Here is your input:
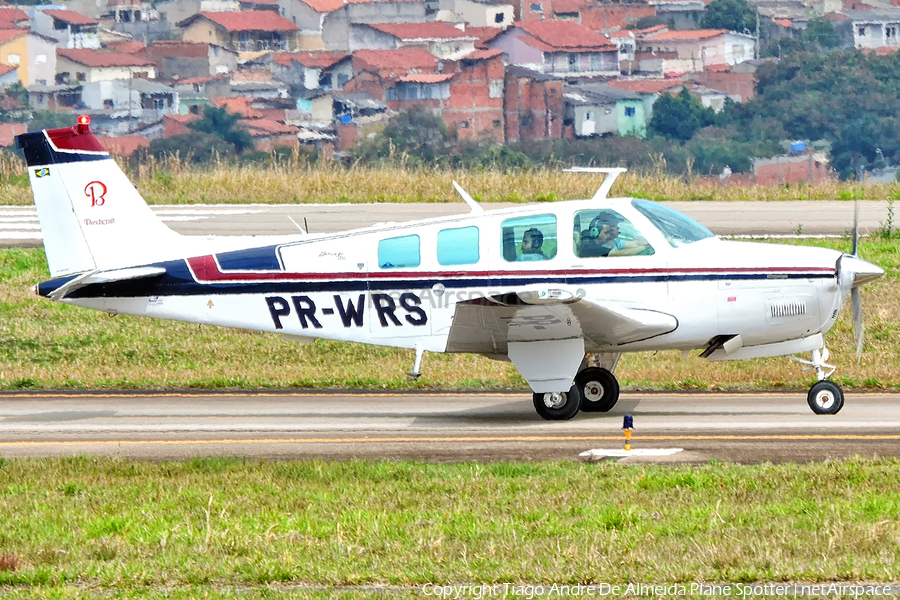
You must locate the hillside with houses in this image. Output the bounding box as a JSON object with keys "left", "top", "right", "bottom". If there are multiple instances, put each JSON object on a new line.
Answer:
{"left": 0, "top": 0, "right": 897, "bottom": 180}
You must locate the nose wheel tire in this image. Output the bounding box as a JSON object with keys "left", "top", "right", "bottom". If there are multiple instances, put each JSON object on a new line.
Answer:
{"left": 576, "top": 367, "right": 620, "bottom": 413}
{"left": 533, "top": 385, "right": 582, "bottom": 421}
{"left": 807, "top": 381, "right": 844, "bottom": 415}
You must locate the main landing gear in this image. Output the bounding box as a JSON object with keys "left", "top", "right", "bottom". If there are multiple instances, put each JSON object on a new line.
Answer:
{"left": 790, "top": 347, "right": 844, "bottom": 415}
{"left": 533, "top": 356, "right": 622, "bottom": 421}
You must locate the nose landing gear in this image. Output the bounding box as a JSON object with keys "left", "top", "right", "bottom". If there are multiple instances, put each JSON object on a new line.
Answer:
{"left": 790, "top": 347, "right": 844, "bottom": 415}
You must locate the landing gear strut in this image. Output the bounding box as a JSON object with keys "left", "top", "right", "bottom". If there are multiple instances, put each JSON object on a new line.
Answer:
{"left": 790, "top": 347, "right": 844, "bottom": 415}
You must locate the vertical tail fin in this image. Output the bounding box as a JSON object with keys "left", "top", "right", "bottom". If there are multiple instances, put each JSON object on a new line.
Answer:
{"left": 16, "top": 118, "right": 187, "bottom": 278}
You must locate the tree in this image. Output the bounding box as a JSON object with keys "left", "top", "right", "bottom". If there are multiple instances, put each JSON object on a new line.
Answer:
{"left": 648, "top": 87, "right": 717, "bottom": 142}
{"left": 801, "top": 17, "right": 840, "bottom": 50}
{"left": 701, "top": 0, "right": 756, "bottom": 34}
{"left": 380, "top": 106, "right": 449, "bottom": 163}
{"left": 27, "top": 111, "right": 74, "bottom": 132}
{"left": 188, "top": 105, "right": 254, "bottom": 154}
{"left": 148, "top": 132, "right": 238, "bottom": 163}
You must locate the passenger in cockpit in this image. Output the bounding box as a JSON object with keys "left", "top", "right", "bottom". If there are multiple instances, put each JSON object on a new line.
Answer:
{"left": 519, "top": 228, "right": 546, "bottom": 261}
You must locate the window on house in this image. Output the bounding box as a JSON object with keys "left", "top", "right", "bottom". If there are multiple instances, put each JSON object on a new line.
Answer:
{"left": 457, "top": 121, "right": 469, "bottom": 128}
{"left": 437, "top": 226, "right": 479, "bottom": 266}
{"left": 386, "top": 87, "right": 398, "bottom": 100}
{"left": 494, "top": 11, "right": 505, "bottom": 23}
{"left": 53, "top": 18, "right": 66, "bottom": 30}
{"left": 378, "top": 235, "right": 420, "bottom": 269}
{"left": 888, "top": 27, "right": 896, "bottom": 37}
{"left": 625, "top": 106, "right": 636, "bottom": 117}
{"left": 103, "top": 99, "right": 114, "bottom": 109}
{"left": 76, "top": 72, "right": 86, "bottom": 82}
{"left": 522, "top": 115, "right": 533, "bottom": 127}
{"left": 6, "top": 54, "right": 18, "bottom": 65}
{"left": 732, "top": 45, "right": 744, "bottom": 58}
{"left": 568, "top": 53, "right": 578, "bottom": 72}
{"left": 859, "top": 26, "right": 866, "bottom": 36}
{"left": 501, "top": 214, "right": 557, "bottom": 262}
{"left": 35, "top": 54, "right": 46, "bottom": 64}
{"left": 590, "top": 53, "right": 604, "bottom": 71}
{"left": 585, "top": 111, "right": 594, "bottom": 121}
{"left": 530, "top": 2, "right": 542, "bottom": 11}
{"left": 489, "top": 80, "right": 502, "bottom": 98}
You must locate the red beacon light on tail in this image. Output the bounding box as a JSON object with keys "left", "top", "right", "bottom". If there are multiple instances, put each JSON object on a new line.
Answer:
{"left": 76, "top": 115, "right": 90, "bottom": 133}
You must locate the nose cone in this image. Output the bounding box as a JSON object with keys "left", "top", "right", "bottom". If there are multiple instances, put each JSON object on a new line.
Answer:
{"left": 839, "top": 254, "right": 885, "bottom": 289}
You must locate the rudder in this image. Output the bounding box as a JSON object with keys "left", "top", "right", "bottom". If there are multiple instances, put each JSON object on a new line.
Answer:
{"left": 16, "top": 118, "right": 186, "bottom": 278}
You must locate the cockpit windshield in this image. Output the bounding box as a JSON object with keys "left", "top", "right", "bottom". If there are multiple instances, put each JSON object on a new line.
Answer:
{"left": 631, "top": 199, "right": 715, "bottom": 247}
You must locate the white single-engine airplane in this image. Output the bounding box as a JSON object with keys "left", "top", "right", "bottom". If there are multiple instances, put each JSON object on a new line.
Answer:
{"left": 17, "top": 118, "right": 885, "bottom": 419}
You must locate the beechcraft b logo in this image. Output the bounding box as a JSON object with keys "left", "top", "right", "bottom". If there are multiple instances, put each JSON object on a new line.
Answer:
{"left": 34, "top": 168, "right": 49, "bottom": 178}
{"left": 85, "top": 181, "right": 107, "bottom": 207}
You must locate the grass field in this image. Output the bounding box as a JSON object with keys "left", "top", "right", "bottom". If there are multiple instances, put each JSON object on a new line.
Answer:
{"left": 0, "top": 457, "right": 899, "bottom": 597}
{"left": 0, "top": 158, "right": 899, "bottom": 205}
{"left": 0, "top": 237, "right": 896, "bottom": 392}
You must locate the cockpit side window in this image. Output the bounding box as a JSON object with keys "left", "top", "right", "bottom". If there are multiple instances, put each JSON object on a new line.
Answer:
{"left": 631, "top": 199, "right": 714, "bottom": 247}
{"left": 573, "top": 209, "right": 654, "bottom": 258}
{"left": 378, "top": 234, "right": 420, "bottom": 269}
{"left": 501, "top": 214, "right": 557, "bottom": 262}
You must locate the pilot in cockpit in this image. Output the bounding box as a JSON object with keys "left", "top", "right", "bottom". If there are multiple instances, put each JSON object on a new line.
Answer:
{"left": 579, "top": 213, "right": 651, "bottom": 257}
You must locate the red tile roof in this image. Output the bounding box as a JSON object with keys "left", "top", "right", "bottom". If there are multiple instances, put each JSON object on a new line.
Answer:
{"left": 0, "top": 121, "right": 24, "bottom": 147}
{"left": 461, "top": 48, "right": 503, "bottom": 61}
{"left": 867, "top": 46, "right": 900, "bottom": 55}
{"left": 0, "top": 7, "right": 29, "bottom": 27}
{"left": 705, "top": 63, "right": 731, "bottom": 72}
{"left": 98, "top": 134, "right": 150, "bottom": 156}
{"left": 0, "top": 63, "right": 14, "bottom": 76}
{"left": 609, "top": 30, "right": 635, "bottom": 38}
{"left": 0, "top": 28, "right": 26, "bottom": 44}
{"left": 184, "top": 11, "right": 299, "bottom": 32}
{"left": 366, "top": 22, "right": 475, "bottom": 40}
{"left": 644, "top": 28, "right": 727, "bottom": 40}
{"left": 398, "top": 72, "right": 452, "bottom": 82}
{"left": 299, "top": 0, "right": 421, "bottom": 11}
{"left": 273, "top": 51, "right": 347, "bottom": 68}
{"left": 104, "top": 40, "right": 146, "bottom": 54}
{"left": 178, "top": 74, "right": 228, "bottom": 85}
{"left": 212, "top": 96, "right": 264, "bottom": 118}
{"left": 634, "top": 24, "right": 668, "bottom": 35}
{"left": 58, "top": 48, "right": 157, "bottom": 68}
{"left": 607, "top": 78, "right": 682, "bottom": 94}
{"left": 774, "top": 18, "right": 792, "bottom": 27}
{"left": 139, "top": 41, "right": 212, "bottom": 58}
{"left": 41, "top": 9, "right": 99, "bottom": 25}
{"left": 353, "top": 48, "right": 438, "bottom": 70}
{"left": 516, "top": 20, "right": 616, "bottom": 51}
{"left": 464, "top": 26, "right": 504, "bottom": 48}
{"left": 240, "top": 117, "right": 299, "bottom": 136}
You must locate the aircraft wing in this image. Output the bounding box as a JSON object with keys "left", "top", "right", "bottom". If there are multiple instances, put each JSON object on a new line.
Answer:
{"left": 47, "top": 266, "right": 167, "bottom": 300}
{"left": 445, "top": 295, "right": 678, "bottom": 355}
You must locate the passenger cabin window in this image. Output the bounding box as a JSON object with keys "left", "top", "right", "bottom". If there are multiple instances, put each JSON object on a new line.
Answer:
{"left": 437, "top": 226, "right": 479, "bottom": 266}
{"left": 573, "top": 209, "right": 654, "bottom": 258}
{"left": 378, "top": 234, "right": 420, "bottom": 268}
{"left": 502, "top": 214, "right": 557, "bottom": 262}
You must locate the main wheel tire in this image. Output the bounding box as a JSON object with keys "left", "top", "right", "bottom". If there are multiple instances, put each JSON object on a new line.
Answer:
{"left": 807, "top": 380, "right": 844, "bottom": 415}
{"left": 576, "top": 367, "right": 620, "bottom": 413}
{"left": 533, "top": 385, "right": 582, "bottom": 421}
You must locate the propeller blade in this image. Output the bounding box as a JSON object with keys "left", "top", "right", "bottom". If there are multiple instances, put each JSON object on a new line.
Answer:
{"left": 852, "top": 198, "right": 860, "bottom": 256}
{"left": 852, "top": 286, "right": 864, "bottom": 364}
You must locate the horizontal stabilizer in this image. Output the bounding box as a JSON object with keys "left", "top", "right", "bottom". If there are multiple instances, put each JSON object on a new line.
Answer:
{"left": 48, "top": 265, "right": 166, "bottom": 300}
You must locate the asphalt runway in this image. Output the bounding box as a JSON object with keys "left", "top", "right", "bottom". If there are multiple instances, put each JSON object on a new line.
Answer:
{"left": 0, "top": 200, "right": 890, "bottom": 246}
{"left": 1, "top": 391, "right": 898, "bottom": 463}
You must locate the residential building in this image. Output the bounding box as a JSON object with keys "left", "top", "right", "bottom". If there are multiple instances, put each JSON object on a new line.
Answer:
{"left": 564, "top": 82, "right": 646, "bottom": 137}
{"left": 270, "top": 51, "right": 351, "bottom": 89}
{"left": 647, "top": 0, "right": 709, "bottom": 30}
{"left": 440, "top": 0, "right": 513, "bottom": 28}
{"left": 349, "top": 22, "right": 477, "bottom": 59}
{"left": 0, "top": 63, "right": 18, "bottom": 88}
{"left": 156, "top": 0, "right": 240, "bottom": 25}
{"left": 56, "top": 48, "right": 157, "bottom": 84}
{"left": 504, "top": 65, "right": 563, "bottom": 142}
{"left": 97, "top": 133, "right": 151, "bottom": 156}
{"left": 277, "top": 0, "right": 428, "bottom": 51}
{"left": 137, "top": 40, "right": 238, "bottom": 79}
{"left": 0, "top": 29, "right": 57, "bottom": 86}
{"left": 179, "top": 10, "right": 301, "bottom": 52}
{"left": 81, "top": 78, "right": 178, "bottom": 113}
{"left": 846, "top": 9, "right": 900, "bottom": 49}
{"left": 32, "top": 8, "right": 101, "bottom": 49}
{"left": 488, "top": 20, "right": 620, "bottom": 78}
{"left": 753, "top": 152, "right": 830, "bottom": 185}
{"left": 0, "top": 7, "right": 31, "bottom": 29}
{"left": 28, "top": 84, "right": 82, "bottom": 110}
{"left": 609, "top": 30, "right": 636, "bottom": 74}
{"left": 606, "top": 77, "right": 681, "bottom": 120}
{"left": 636, "top": 29, "right": 756, "bottom": 74}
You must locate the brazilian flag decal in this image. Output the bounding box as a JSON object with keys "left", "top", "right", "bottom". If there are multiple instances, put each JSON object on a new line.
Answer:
{"left": 34, "top": 168, "right": 50, "bottom": 178}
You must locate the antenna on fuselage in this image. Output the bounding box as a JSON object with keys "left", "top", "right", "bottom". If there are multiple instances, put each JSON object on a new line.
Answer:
{"left": 565, "top": 167, "right": 627, "bottom": 201}
{"left": 452, "top": 181, "right": 484, "bottom": 214}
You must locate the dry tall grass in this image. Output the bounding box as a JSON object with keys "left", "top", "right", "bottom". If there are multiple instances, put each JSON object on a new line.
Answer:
{"left": 0, "top": 154, "right": 898, "bottom": 205}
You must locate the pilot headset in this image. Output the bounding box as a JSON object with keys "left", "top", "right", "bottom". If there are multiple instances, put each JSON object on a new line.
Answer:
{"left": 589, "top": 214, "right": 618, "bottom": 238}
